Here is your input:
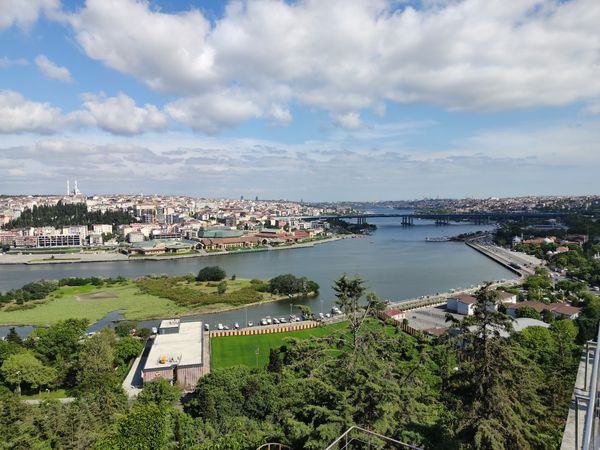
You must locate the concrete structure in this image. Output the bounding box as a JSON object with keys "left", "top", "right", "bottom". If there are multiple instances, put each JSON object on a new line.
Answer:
{"left": 382, "top": 309, "right": 406, "bottom": 321}
{"left": 142, "top": 319, "right": 207, "bottom": 390}
{"left": 37, "top": 234, "right": 82, "bottom": 248}
{"left": 447, "top": 294, "right": 478, "bottom": 315}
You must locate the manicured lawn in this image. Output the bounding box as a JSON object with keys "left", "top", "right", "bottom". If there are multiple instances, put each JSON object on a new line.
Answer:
{"left": 211, "top": 322, "right": 348, "bottom": 369}
{"left": 0, "top": 283, "right": 185, "bottom": 326}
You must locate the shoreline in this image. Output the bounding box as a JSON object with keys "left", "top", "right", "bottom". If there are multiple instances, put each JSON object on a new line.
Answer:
{"left": 0, "top": 235, "right": 348, "bottom": 266}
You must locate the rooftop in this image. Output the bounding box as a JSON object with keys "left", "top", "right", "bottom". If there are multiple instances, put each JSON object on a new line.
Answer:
{"left": 144, "top": 320, "right": 203, "bottom": 371}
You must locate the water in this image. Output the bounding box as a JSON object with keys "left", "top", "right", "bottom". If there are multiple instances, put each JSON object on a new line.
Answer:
{"left": 0, "top": 212, "right": 515, "bottom": 336}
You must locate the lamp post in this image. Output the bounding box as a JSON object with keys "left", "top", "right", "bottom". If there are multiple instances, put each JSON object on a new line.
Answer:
{"left": 255, "top": 346, "right": 260, "bottom": 368}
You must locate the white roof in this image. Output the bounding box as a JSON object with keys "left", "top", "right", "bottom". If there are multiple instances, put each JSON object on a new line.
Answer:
{"left": 513, "top": 317, "right": 550, "bottom": 332}
{"left": 144, "top": 321, "right": 203, "bottom": 370}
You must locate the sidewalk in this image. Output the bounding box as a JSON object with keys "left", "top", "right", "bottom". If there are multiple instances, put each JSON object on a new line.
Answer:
{"left": 561, "top": 348, "right": 595, "bottom": 450}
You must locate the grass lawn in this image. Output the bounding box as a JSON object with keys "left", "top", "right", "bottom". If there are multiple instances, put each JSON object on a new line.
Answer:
{"left": 20, "top": 388, "right": 70, "bottom": 400}
{"left": 0, "top": 283, "right": 186, "bottom": 326}
{"left": 211, "top": 322, "right": 348, "bottom": 369}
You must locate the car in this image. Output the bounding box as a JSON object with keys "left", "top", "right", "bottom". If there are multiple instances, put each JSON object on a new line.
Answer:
{"left": 325, "top": 313, "right": 331, "bottom": 318}
{"left": 280, "top": 317, "right": 287, "bottom": 323}
{"left": 234, "top": 322, "right": 240, "bottom": 329}
{"left": 273, "top": 318, "right": 280, "bottom": 324}
{"left": 217, "top": 323, "right": 224, "bottom": 330}
{"left": 224, "top": 325, "right": 230, "bottom": 330}
{"left": 260, "top": 319, "right": 268, "bottom": 326}
{"left": 247, "top": 321, "right": 254, "bottom": 327}
{"left": 204, "top": 324, "right": 210, "bottom": 331}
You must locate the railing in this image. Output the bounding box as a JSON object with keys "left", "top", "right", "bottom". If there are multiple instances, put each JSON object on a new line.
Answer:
{"left": 582, "top": 323, "right": 600, "bottom": 449}
{"left": 324, "top": 426, "right": 423, "bottom": 450}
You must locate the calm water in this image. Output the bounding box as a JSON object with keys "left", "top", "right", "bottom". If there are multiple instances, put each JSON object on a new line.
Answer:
{"left": 0, "top": 212, "right": 515, "bottom": 336}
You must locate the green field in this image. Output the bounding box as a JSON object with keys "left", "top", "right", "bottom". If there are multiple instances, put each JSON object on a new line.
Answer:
{"left": 0, "top": 283, "right": 185, "bottom": 326}
{"left": 211, "top": 322, "right": 348, "bottom": 369}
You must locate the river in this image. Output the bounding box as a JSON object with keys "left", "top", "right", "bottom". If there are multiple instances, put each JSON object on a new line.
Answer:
{"left": 0, "top": 211, "right": 516, "bottom": 336}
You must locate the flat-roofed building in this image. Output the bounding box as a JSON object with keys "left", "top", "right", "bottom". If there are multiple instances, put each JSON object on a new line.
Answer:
{"left": 142, "top": 320, "right": 207, "bottom": 390}
{"left": 37, "top": 234, "right": 82, "bottom": 248}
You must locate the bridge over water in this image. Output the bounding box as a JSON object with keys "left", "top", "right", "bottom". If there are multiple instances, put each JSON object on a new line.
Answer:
{"left": 299, "top": 211, "right": 567, "bottom": 225}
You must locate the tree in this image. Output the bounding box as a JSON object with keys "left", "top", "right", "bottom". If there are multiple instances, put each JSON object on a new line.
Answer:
{"left": 5, "top": 327, "right": 22, "bottom": 345}
{"left": 445, "top": 284, "right": 544, "bottom": 449}
{"left": 138, "top": 379, "right": 182, "bottom": 407}
{"left": 515, "top": 306, "right": 542, "bottom": 320}
{"left": 115, "top": 321, "right": 137, "bottom": 338}
{"left": 196, "top": 266, "right": 226, "bottom": 282}
{"left": 95, "top": 402, "right": 171, "bottom": 450}
{"left": 76, "top": 328, "right": 118, "bottom": 393}
{"left": 217, "top": 280, "right": 228, "bottom": 295}
{"left": 333, "top": 274, "right": 369, "bottom": 353}
{"left": 33, "top": 318, "right": 89, "bottom": 364}
{"left": 1, "top": 351, "right": 57, "bottom": 395}
{"left": 114, "top": 336, "right": 144, "bottom": 367}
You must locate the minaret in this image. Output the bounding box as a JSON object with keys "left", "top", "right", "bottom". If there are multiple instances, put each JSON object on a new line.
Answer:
{"left": 67, "top": 180, "right": 70, "bottom": 196}
{"left": 74, "top": 180, "right": 79, "bottom": 196}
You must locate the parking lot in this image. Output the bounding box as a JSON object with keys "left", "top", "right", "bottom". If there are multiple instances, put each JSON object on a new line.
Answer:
{"left": 406, "top": 305, "right": 462, "bottom": 331}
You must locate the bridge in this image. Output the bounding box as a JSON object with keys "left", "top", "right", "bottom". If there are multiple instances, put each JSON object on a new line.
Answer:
{"left": 298, "top": 211, "right": 567, "bottom": 226}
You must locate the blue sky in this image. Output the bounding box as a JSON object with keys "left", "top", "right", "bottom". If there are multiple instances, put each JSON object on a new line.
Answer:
{"left": 1, "top": 0, "right": 599, "bottom": 200}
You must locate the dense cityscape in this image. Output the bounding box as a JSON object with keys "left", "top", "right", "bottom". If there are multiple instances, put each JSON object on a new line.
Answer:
{"left": 2, "top": 0, "right": 600, "bottom": 449}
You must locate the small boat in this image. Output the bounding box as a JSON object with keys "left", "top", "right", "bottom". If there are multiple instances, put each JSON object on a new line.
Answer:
{"left": 425, "top": 236, "right": 451, "bottom": 242}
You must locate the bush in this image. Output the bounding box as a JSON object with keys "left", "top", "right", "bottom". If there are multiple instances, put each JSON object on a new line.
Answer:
{"left": 196, "top": 266, "right": 227, "bottom": 282}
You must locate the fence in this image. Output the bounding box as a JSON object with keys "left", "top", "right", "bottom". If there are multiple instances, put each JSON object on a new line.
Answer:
{"left": 324, "top": 426, "right": 423, "bottom": 450}
{"left": 377, "top": 311, "right": 421, "bottom": 336}
{"left": 210, "top": 321, "right": 317, "bottom": 338}
{"left": 581, "top": 323, "right": 600, "bottom": 449}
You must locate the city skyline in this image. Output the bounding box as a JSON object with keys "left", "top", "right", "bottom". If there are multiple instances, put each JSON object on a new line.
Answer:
{"left": 1, "top": 0, "right": 600, "bottom": 200}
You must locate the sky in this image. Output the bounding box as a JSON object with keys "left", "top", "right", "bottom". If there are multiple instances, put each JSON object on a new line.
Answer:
{"left": 0, "top": 0, "right": 599, "bottom": 201}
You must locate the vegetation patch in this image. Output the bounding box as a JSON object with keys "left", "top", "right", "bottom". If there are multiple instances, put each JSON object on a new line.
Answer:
{"left": 211, "top": 322, "right": 348, "bottom": 369}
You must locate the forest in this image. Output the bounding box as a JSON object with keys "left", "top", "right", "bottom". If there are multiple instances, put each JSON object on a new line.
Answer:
{"left": 3, "top": 201, "right": 136, "bottom": 230}
{"left": 0, "top": 278, "right": 583, "bottom": 449}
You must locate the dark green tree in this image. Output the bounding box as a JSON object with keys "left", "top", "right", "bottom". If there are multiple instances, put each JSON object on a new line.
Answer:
{"left": 196, "top": 266, "right": 227, "bottom": 282}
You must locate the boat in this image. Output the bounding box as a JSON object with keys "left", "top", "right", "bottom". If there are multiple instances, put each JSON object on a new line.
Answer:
{"left": 425, "top": 236, "right": 451, "bottom": 242}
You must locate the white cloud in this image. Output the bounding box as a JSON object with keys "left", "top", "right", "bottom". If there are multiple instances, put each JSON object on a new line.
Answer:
{"left": 66, "top": 0, "right": 600, "bottom": 132}
{"left": 3, "top": 117, "right": 599, "bottom": 198}
{"left": 80, "top": 92, "right": 168, "bottom": 135}
{"left": 0, "top": 90, "right": 66, "bottom": 133}
{"left": 583, "top": 101, "right": 600, "bottom": 115}
{"left": 0, "top": 56, "right": 29, "bottom": 68}
{"left": 332, "top": 112, "right": 363, "bottom": 130}
{"left": 0, "top": 90, "right": 168, "bottom": 135}
{"left": 0, "top": 0, "right": 58, "bottom": 29}
{"left": 34, "top": 54, "right": 73, "bottom": 82}
{"left": 165, "top": 89, "right": 261, "bottom": 134}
